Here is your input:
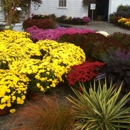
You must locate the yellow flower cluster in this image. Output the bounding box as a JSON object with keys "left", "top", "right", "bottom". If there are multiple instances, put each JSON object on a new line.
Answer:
{"left": 0, "top": 30, "right": 30, "bottom": 43}
{"left": 37, "top": 39, "right": 59, "bottom": 54}
{"left": 9, "top": 40, "right": 86, "bottom": 92}
{"left": 124, "top": 19, "right": 130, "bottom": 27}
{"left": 0, "top": 30, "right": 41, "bottom": 68}
{"left": 0, "top": 69, "right": 29, "bottom": 110}
{"left": 118, "top": 17, "right": 130, "bottom": 27}
{"left": 118, "top": 17, "right": 127, "bottom": 23}
{"left": 0, "top": 30, "right": 86, "bottom": 106}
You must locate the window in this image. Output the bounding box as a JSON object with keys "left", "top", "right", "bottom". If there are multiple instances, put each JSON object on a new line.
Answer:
{"left": 59, "top": 0, "right": 67, "bottom": 7}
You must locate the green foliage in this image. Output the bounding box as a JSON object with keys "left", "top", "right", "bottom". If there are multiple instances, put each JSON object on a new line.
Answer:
{"left": 109, "top": 14, "right": 118, "bottom": 23}
{"left": 117, "top": 4, "right": 130, "bottom": 12}
{"left": 67, "top": 81, "right": 130, "bottom": 130}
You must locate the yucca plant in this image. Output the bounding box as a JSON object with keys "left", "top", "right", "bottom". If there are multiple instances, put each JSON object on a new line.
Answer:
{"left": 67, "top": 80, "right": 130, "bottom": 130}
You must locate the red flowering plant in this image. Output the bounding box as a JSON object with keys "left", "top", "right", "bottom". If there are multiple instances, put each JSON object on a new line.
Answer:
{"left": 66, "top": 61, "right": 105, "bottom": 92}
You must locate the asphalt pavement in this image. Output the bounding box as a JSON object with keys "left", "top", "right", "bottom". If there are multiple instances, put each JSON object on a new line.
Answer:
{"left": 60, "top": 21, "right": 130, "bottom": 35}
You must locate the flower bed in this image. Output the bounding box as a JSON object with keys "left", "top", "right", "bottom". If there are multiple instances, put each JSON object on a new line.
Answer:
{"left": 26, "top": 26, "right": 95, "bottom": 42}
{"left": 109, "top": 4, "right": 130, "bottom": 30}
{"left": 0, "top": 30, "right": 86, "bottom": 112}
{"left": 31, "top": 14, "right": 91, "bottom": 25}
{"left": 56, "top": 15, "right": 91, "bottom": 25}
{"left": 1, "top": 28, "right": 130, "bottom": 114}
{"left": 58, "top": 32, "right": 127, "bottom": 61}
{"left": 118, "top": 17, "right": 130, "bottom": 29}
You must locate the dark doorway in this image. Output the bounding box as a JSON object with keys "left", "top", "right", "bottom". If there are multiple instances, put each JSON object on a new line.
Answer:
{"left": 88, "top": 0, "right": 109, "bottom": 21}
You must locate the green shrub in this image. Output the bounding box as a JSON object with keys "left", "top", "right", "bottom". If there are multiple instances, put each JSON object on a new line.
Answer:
{"left": 117, "top": 4, "right": 130, "bottom": 12}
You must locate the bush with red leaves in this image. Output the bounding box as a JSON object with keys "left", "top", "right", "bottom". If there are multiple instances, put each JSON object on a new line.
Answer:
{"left": 23, "top": 18, "right": 56, "bottom": 30}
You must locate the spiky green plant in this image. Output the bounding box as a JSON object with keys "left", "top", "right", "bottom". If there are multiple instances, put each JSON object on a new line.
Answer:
{"left": 67, "top": 81, "right": 130, "bottom": 130}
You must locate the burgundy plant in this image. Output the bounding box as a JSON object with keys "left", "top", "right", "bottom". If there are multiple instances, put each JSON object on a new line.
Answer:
{"left": 23, "top": 18, "right": 56, "bottom": 30}
{"left": 108, "top": 32, "right": 130, "bottom": 50}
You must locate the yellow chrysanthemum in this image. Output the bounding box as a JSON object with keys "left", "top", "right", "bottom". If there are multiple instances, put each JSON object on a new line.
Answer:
{"left": 10, "top": 109, "right": 16, "bottom": 113}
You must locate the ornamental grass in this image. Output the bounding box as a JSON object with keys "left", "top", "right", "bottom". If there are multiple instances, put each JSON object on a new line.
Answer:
{"left": 5, "top": 97, "right": 75, "bottom": 130}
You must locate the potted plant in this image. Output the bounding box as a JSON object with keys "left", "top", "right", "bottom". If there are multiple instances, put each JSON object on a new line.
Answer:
{"left": 0, "top": 69, "right": 29, "bottom": 114}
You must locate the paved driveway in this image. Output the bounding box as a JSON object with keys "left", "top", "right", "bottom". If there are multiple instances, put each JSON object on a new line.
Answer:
{"left": 62, "top": 21, "right": 130, "bottom": 35}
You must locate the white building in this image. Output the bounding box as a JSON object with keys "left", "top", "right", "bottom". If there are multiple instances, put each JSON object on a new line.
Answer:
{"left": 0, "top": 0, "right": 130, "bottom": 23}
{"left": 31, "top": 0, "right": 130, "bottom": 21}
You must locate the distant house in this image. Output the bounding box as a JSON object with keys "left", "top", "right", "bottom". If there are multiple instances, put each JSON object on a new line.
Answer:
{"left": 0, "top": 0, "right": 130, "bottom": 23}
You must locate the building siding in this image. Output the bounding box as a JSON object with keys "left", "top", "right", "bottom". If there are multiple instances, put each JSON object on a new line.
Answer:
{"left": 31, "top": 0, "right": 88, "bottom": 18}
{"left": 0, "top": 11, "right": 4, "bottom": 22}
{"left": 109, "top": 0, "right": 130, "bottom": 14}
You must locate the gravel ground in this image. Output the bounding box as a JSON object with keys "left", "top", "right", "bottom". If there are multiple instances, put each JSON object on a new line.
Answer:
{"left": 0, "top": 114, "right": 11, "bottom": 130}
